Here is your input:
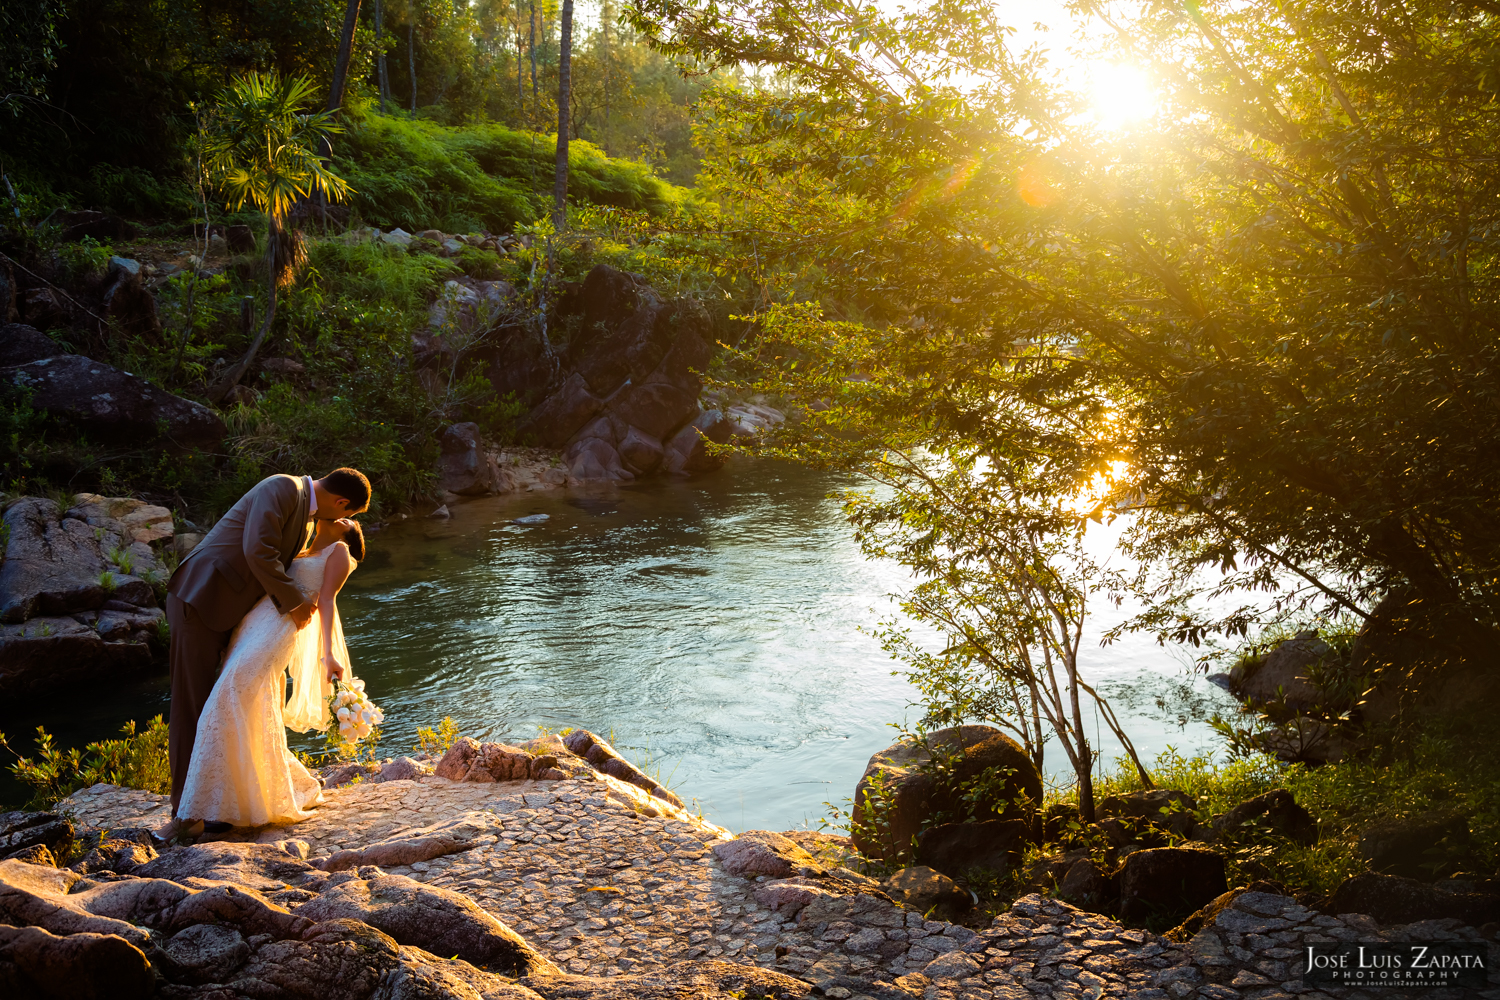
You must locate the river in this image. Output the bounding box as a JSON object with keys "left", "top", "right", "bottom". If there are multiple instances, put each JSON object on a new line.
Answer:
{"left": 0, "top": 459, "right": 1237, "bottom": 828}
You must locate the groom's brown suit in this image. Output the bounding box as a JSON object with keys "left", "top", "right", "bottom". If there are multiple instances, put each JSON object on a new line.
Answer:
{"left": 166, "top": 474, "right": 313, "bottom": 811}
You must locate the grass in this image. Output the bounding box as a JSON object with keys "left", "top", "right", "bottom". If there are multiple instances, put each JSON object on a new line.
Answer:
{"left": 333, "top": 107, "right": 696, "bottom": 235}
{"left": 1079, "top": 721, "right": 1500, "bottom": 897}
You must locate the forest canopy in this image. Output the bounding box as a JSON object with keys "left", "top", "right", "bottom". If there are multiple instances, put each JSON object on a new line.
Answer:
{"left": 622, "top": 0, "right": 1500, "bottom": 710}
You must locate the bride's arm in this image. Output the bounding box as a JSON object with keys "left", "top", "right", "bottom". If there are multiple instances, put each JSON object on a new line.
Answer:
{"left": 319, "top": 542, "right": 355, "bottom": 682}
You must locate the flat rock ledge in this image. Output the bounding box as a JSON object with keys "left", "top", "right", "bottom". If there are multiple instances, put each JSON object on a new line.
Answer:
{"left": 49, "top": 770, "right": 1500, "bottom": 1000}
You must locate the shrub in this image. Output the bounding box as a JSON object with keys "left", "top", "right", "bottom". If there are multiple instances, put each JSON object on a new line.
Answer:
{"left": 0, "top": 717, "right": 170, "bottom": 810}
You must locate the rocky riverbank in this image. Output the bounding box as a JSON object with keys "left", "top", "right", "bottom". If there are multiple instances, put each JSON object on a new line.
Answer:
{"left": 1, "top": 727, "right": 1496, "bottom": 999}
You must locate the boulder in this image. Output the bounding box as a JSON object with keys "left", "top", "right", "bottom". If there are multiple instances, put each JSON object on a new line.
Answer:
{"left": 294, "top": 871, "right": 558, "bottom": 976}
{"left": 0, "top": 923, "right": 154, "bottom": 1000}
{"left": 1326, "top": 871, "right": 1500, "bottom": 925}
{"left": 1357, "top": 811, "right": 1469, "bottom": 880}
{"left": 1118, "top": 847, "right": 1227, "bottom": 924}
{"left": 162, "top": 922, "right": 251, "bottom": 985}
{"left": 70, "top": 836, "right": 157, "bottom": 876}
{"left": 0, "top": 812, "right": 74, "bottom": 860}
{"left": 851, "top": 725, "right": 1041, "bottom": 862}
{"left": 260, "top": 357, "right": 305, "bottom": 376}
{"left": 1211, "top": 788, "right": 1317, "bottom": 846}
{"left": 752, "top": 876, "right": 841, "bottom": 917}
{"left": 1, "top": 499, "right": 118, "bottom": 622}
{"left": 561, "top": 729, "right": 685, "bottom": 809}
{"left": 1058, "top": 857, "right": 1109, "bottom": 905}
{"left": 662, "top": 411, "right": 730, "bottom": 475}
{"left": 606, "top": 382, "right": 699, "bottom": 440}
{"left": 317, "top": 813, "right": 501, "bottom": 873}
{"left": 880, "top": 866, "right": 972, "bottom": 914}
{"left": 0, "top": 615, "right": 157, "bottom": 699}
{"left": 915, "top": 818, "right": 1030, "bottom": 877}
{"left": 434, "top": 737, "right": 482, "bottom": 780}
{"left": 523, "top": 372, "right": 606, "bottom": 447}
{"left": 712, "top": 830, "right": 825, "bottom": 879}
{"left": 378, "top": 756, "right": 432, "bottom": 782}
{"left": 48, "top": 209, "right": 135, "bottom": 244}
{"left": 561, "top": 267, "right": 669, "bottom": 396}
{"left": 132, "top": 841, "right": 315, "bottom": 894}
{"left": 617, "top": 425, "right": 665, "bottom": 475}
{"left": 0, "top": 323, "right": 63, "bottom": 367}
{"left": 6, "top": 354, "right": 225, "bottom": 450}
{"left": 225, "top": 224, "right": 255, "bottom": 254}
{"left": 101, "top": 258, "right": 161, "bottom": 340}
{"left": 1231, "top": 631, "right": 1335, "bottom": 710}
{"left": 20, "top": 285, "right": 68, "bottom": 330}
{"left": 468, "top": 742, "right": 536, "bottom": 782}
{"left": 439, "top": 421, "right": 499, "bottom": 496}
{"left": 565, "top": 435, "right": 631, "bottom": 482}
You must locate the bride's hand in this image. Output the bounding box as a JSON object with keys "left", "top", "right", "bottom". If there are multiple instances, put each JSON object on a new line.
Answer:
{"left": 323, "top": 654, "right": 345, "bottom": 683}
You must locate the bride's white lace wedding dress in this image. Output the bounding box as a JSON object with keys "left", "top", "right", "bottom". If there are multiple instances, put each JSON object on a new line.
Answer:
{"left": 178, "top": 545, "right": 352, "bottom": 826}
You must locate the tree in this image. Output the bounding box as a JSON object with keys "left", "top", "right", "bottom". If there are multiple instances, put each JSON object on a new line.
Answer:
{"left": 202, "top": 71, "right": 351, "bottom": 403}
{"left": 633, "top": 0, "right": 1500, "bottom": 710}
{"left": 553, "top": 0, "right": 573, "bottom": 229}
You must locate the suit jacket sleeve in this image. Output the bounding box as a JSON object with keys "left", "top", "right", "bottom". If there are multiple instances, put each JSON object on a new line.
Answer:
{"left": 244, "top": 477, "right": 305, "bottom": 613}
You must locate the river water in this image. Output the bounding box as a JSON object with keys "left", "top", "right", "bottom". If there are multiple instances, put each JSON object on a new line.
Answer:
{"left": 0, "top": 459, "right": 1236, "bottom": 828}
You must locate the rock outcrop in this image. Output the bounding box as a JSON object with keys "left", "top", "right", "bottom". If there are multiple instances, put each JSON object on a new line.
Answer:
{"left": 3, "top": 336, "right": 225, "bottom": 451}
{"left": 0, "top": 494, "right": 173, "bottom": 697}
{"left": 515, "top": 266, "right": 725, "bottom": 484}
{"left": 851, "top": 725, "right": 1042, "bottom": 863}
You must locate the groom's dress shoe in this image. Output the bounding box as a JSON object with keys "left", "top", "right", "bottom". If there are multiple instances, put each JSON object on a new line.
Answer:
{"left": 203, "top": 821, "right": 233, "bottom": 834}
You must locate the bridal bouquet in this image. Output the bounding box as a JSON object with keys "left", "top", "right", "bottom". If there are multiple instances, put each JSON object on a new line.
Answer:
{"left": 327, "top": 679, "right": 385, "bottom": 757}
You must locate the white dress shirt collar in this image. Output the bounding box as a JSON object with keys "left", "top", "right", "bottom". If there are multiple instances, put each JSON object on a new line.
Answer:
{"left": 305, "top": 476, "right": 319, "bottom": 518}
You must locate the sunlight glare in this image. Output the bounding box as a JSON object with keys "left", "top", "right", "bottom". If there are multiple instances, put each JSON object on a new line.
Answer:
{"left": 1088, "top": 63, "right": 1157, "bottom": 131}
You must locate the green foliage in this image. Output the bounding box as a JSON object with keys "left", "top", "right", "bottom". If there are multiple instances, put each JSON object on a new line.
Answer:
{"left": 333, "top": 110, "right": 691, "bottom": 234}
{"left": 1087, "top": 730, "right": 1500, "bottom": 895}
{"left": 642, "top": 0, "right": 1500, "bottom": 705}
{"left": 203, "top": 72, "right": 351, "bottom": 223}
{"left": 57, "top": 237, "right": 114, "bottom": 281}
{"left": 0, "top": 0, "right": 62, "bottom": 115}
{"left": 414, "top": 717, "right": 461, "bottom": 755}
{"left": 0, "top": 717, "right": 170, "bottom": 810}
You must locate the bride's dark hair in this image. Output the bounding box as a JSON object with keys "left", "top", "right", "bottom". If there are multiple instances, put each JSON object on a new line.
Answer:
{"left": 341, "top": 521, "right": 366, "bottom": 562}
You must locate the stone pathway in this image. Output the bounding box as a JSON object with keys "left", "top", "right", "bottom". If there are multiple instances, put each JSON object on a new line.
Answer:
{"left": 57, "top": 774, "right": 1500, "bottom": 1000}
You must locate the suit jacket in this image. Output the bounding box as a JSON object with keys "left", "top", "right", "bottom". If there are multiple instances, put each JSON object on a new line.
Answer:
{"left": 169, "top": 474, "right": 311, "bottom": 633}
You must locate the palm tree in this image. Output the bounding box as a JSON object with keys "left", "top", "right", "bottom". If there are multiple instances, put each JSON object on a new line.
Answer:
{"left": 203, "top": 71, "right": 352, "bottom": 403}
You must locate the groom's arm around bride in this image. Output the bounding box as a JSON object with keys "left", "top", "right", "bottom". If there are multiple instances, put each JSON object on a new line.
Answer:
{"left": 162, "top": 469, "right": 370, "bottom": 822}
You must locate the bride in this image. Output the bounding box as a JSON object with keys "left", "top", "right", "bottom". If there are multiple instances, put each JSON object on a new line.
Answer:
{"left": 175, "top": 516, "right": 365, "bottom": 830}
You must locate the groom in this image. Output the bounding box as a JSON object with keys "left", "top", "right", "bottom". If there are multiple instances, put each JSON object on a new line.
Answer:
{"left": 161, "top": 468, "right": 371, "bottom": 840}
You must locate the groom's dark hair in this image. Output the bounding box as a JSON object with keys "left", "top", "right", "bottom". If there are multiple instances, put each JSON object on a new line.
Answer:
{"left": 322, "top": 467, "right": 371, "bottom": 513}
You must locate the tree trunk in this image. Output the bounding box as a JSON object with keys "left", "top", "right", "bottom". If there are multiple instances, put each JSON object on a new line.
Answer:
{"left": 409, "top": 22, "right": 418, "bottom": 112}
{"left": 516, "top": 9, "right": 524, "bottom": 114}
{"left": 375, "top": 0, "right": 388, "bottom": 113}
{"left": 208, "top": 218, "right": 280, "bottom": 404}
{"left": 327, "top": 0, "right": 363, "bottom": 117}
{"left": 528, "top": 2, "right": 537, "bottom": 106}
{"left": 554, "top": 0, "right": 573, "bottom": 230}
{"left": 1066, "top": 656, "right": 1096, "bottom": 823}
{"left": 601, "top": 1, "right": 610, "bottom": 155}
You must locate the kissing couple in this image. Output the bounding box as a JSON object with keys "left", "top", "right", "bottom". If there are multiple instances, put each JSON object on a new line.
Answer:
{"left": 158, "top": 468, "right": 373, "bottom": 842}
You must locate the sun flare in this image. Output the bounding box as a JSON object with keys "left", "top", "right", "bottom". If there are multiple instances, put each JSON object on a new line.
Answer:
{"left": 1087, "top": 62, "right": 1157, "bottom": 131}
